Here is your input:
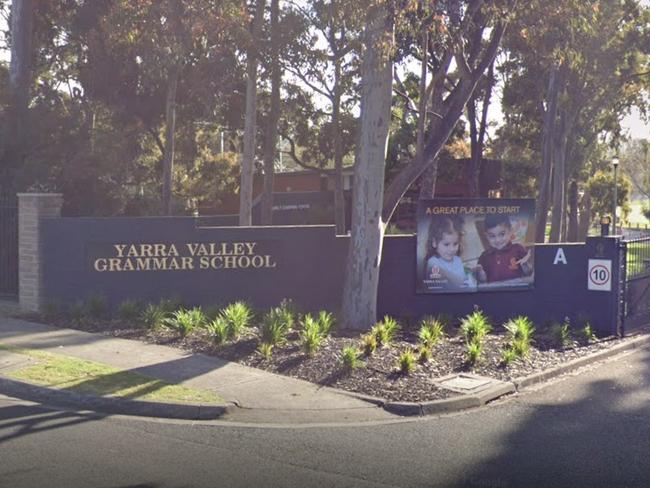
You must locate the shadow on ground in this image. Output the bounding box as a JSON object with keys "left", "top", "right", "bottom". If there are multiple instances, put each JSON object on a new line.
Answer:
{"left": 450, "top": 346, "right": 650, "bottom": 487}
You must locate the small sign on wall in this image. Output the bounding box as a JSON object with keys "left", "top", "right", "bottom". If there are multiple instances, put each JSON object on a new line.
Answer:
{"left": 588, "top": 259, "right": 612, "bottom": 291}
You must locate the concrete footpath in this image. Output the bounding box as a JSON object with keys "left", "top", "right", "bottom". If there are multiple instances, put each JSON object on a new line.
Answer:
{"left": 1, "top": 311, "right": 649, "bottom": 425}
{"left": 0, "top": 316, "right": 399, "bottom": 424}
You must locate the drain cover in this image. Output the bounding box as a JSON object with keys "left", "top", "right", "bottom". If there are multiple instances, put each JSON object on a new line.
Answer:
{"left": 436, "top": 374, "right": 495, "bottom": 393}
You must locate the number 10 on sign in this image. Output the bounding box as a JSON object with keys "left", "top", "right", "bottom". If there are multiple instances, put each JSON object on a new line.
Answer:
{"left": 588, "top": 259, "right": 612, "bottom": 291}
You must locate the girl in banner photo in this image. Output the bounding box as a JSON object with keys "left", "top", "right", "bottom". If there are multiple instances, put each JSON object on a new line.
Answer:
{"left": 425, "top": 216, "right": 478, "bottom": 290}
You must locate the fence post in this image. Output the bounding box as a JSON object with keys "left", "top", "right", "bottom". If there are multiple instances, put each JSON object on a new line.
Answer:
{"left": 18, "top": 193, "right": 63, "bottom": 313}
{"left": 585, "top": 236, "right": 622, "bottom": 336}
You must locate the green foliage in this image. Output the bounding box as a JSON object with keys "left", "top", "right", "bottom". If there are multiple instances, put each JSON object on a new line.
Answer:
{"left": 504, "top": 316, "right": 535, "bottom": 357}
{"left": 397, "top": 350, "right": 417, "bottom": 375}
{"left": 360, "top": 333, "right": 378, "bottom": 356}
{"left": 466, "top": 340, "right": 483, "bottom": 366}
{"left": 300, "top": 315, "right": 324, "bottom": 356}
{"left": 205, "top": 316, "right": 229, "bottom": 346}
{"left": 371, "top": 316, "right": 400, "bottom": 347}
{"left": 164, "top": 308, "right": 205, "bottom": 338}
{"left": 460, "top": 310, "right": 492, "bottom": 344}
{"left": 84, "top": 294, "right": 107, "bottom": 319}
{"left": 551, "top": 319, "right": 572, "bottom": 349}
{"left": 501, "top": 348, "right": 518, "bottom": 366}
{"left": 341, "top": 346, "right": 361, "bottom": 371}
{"left": 140, "top": 303, "right": 167, "bottom": 330}
{"left": 260, "top": 306, "right": 293, "bottom": 345}
{"left": 418, "top": 345, "right": 432, "bottom": 363}
{"left": 580, "top": 324, "right": 596, "bottom": 343}
{"left": 68, "top": 302, "right": 86, "bottom": 324}
{"left": 258, "top": 342, "right": 274, "bottom": 360}
{"left": 418, "top": 316, "right": 445, "bottom": 348}
{"left": 221, "top": 301, "right": 253, "bottom": 340}
{"left": 585, "top": 170, "right": 632, "bottom": 223}
{"left": 117, "top": 300, "right": 141, "bottom": 321}
{"left": 317, "top": 311, "right": 336, "bottom": 337}
{"left": 504, "top": 316, "right": 535, "bottom": 342}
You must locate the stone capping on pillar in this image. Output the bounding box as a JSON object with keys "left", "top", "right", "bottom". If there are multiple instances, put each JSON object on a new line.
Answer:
{"left": 18, "top": 193, "right": 63, "bottom": 313}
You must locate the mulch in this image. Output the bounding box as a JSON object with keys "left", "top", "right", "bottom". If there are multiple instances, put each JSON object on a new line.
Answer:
{"left": 24, "top": 313, "right": 640, "bottom": 403}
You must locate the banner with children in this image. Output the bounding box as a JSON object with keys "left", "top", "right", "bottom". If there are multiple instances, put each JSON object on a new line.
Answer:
{"left": 416, "top": 199, "right": 536, "bottom": 294}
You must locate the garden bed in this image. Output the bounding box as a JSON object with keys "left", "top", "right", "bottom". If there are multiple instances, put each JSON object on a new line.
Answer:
{"left": 21, "top": 302, "right": 637, "bottom": 403}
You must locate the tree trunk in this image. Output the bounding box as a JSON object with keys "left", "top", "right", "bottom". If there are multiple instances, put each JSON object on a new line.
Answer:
{"left": 332, "top": 25, "right": 346, "bottom": 235}
{"left": 549, "top": 107, "right": 568, "bottom": 242}
{"left": 261, "top": 0, "right": 280, "bottom": 226}
{"left": 567, "top": 180, "right": 579, "bottom": 242}
{"left": 239, "top": 0, "right": 266, "bottom": 226}
{"left": 341, "top": 3, "right": 394, "bottom": 331}
{"left": 161, "top": 63, "right": 181, "bottom": 216}
{"left": 535, "top": 65, "right": 560, "bottom": 243}
{"left": 416, "top": 21, "right": 434, "bottom": 201}
{"left": 467, "top": 61, "right": 494, "bottom": 197}
{"left": 578, "top": 192, "right": 591, "bottom": 241}
{"left": 3, "top": 0, "right": 34, "bottom": 190}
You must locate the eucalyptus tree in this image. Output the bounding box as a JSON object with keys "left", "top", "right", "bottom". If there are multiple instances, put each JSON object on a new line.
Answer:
{"left": 79, "top": 0, "right": 244, "bottom": 216}
{"left": 499, "top": 0, "right": 649, "bottom": 242}
{"left": 2, "top": 0, "right": 34, "bottom": 191}
{"left": 280, "top": 0, "right": 362, "bottom": 233}
{"left": 240, "top": 0, "right": 266, "bottom": 226}
{"left": 342, "top": 0, "right": 515, "bottom": 330}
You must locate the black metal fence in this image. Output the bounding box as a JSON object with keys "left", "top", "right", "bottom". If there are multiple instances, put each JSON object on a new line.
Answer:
{"left": 0, "top": 194, "right": 18, "bottom": 299}
{"left": 621, "top": 236, "right": 650, "bottom": 330}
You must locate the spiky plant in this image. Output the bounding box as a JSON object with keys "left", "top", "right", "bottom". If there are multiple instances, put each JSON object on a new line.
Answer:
{"left": 360, "top": 333, "right": 378, "bottom": 356}
{"left": 372, "top": 316, "right": 400, "bottom": 347}
{"left": 466, "top": 340, "right": 483, "bottom": 366}
{"left": 504, "top": 316, "right": 535, "bottom": 358}
{"left": 418, "top": 316, "right": 445, "bottom": 348}
{"left": 341, "top": 346, "right": 360, "bottom": 371}
{"left": 222, "top": 301, "right": 253, "bottom": 340}
{"left": 260, "top": 306, "right": 292, "bottom": 345}
{"left": 398, "top": 350, "right": 417, "bottom": 375}
{"left": 460, "top": 310, "right": 492, "bottom": 344}
{"left": 140, "top": 303, "right": 167, "bottom": 330}
{"left": 300, "top": 314, "right": 323, "bottom": 356}
{"left": 164, "top": 308, "right": 205, "bottom": 338}
{"left": 317, "top": 310, "right": 336, "bottom": 337}
{"left": 501, "top": 347, "right": 518, "bottom": 366}
{"left": 418, "top": 345, "right": 432, "bottom": 363}
{"left": 84, "top": 294, "right": 107, "bottom": 319}
{"left": 580, "top": 324, "right": 596, "bottom": 343}
{"left": 117, "top": 299, "right": 141, "bottom": 322}
{"left": 551, "top": 319, "right": 572, "bottom": 349}
{"left": 258, "top": 342, "right": 274, "bottom": 359}
{"left": 205, "top": 316, "right": 229, "bottom": 345}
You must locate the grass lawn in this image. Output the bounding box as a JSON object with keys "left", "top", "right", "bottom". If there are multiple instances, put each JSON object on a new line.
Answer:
{"left": 0, "top": 344, "right": 223, "bottom": 404}
{"left": 627, "top": 200, "right": 649, "bottom": 227}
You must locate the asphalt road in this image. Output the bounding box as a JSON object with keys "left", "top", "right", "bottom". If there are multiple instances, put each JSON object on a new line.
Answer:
{"left": 2, "top": 345, "right": 650, "bottom": 488}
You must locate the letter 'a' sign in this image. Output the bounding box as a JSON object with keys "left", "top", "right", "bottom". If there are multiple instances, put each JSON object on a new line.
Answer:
{"left": 588, "top": 259, "right": 612, "bottom": 291}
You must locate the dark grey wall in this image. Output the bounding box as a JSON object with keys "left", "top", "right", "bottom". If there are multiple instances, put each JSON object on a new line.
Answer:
{"left": 41, "top": 217, "right": 619, "bottom": 335}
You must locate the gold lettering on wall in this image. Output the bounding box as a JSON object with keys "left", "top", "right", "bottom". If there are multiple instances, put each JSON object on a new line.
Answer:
{"left": 93, "top": 241, "right": 277, "bottom": 272}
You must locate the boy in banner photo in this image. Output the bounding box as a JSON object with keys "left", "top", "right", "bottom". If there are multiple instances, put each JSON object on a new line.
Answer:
{"left": 416, "top": 199, "right": 535, "bottom": 294}
{"left": 475, "top": 213, "right": 532, "bottom": 283}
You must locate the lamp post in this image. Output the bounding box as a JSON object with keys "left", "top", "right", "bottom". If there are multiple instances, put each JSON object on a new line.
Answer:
{"left": 612, "top": 156, "right": 619, "bottom": 236}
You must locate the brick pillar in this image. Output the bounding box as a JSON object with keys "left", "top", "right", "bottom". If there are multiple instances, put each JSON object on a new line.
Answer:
{"left": 18, "top": 193, "right": 63, "bottom": 313}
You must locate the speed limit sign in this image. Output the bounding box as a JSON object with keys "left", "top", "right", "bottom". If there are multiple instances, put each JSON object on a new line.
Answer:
{"left": 588, "top": 259, "right": 612, "bottom": 291}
